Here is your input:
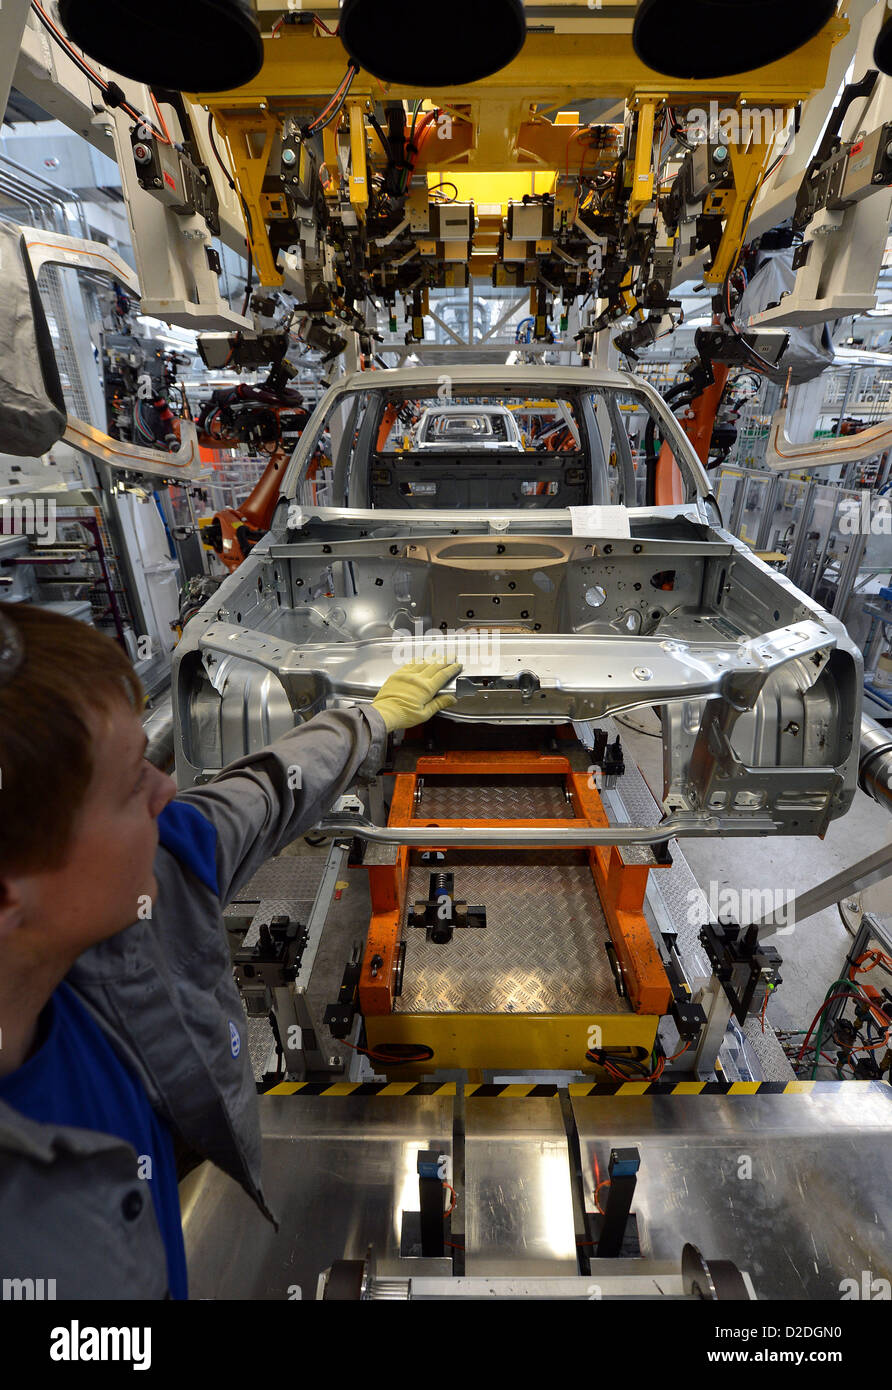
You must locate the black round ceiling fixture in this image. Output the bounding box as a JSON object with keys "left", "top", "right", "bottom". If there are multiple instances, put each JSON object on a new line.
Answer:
{"left": 57, "top": 0, "right": 264, "bottom": 92}
{"left": 875, "top": 11, "right": 892, "bottom": 75}
{"left": 339, "top": 0, "right": 527, "bottom": 85}
{"left": 632, "top": 0, "right": 839, "bottom": 80}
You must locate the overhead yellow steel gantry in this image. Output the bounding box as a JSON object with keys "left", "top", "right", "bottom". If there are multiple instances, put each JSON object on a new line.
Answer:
{"left": 189, "top": 6, "right": 850, "bottom": 314}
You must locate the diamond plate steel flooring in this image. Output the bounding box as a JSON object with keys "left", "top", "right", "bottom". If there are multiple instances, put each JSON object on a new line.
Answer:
{"left": 417, "top": 775, "right": 575, "bottom": 820}
{"left": 396, "top": 849, "right": 624, "bottom": 1015}
{"left": 233, "top": 856, "right": 329, "bottom": 904}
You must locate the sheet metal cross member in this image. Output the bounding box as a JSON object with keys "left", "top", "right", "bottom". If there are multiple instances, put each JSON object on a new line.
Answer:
{"left": 357, "top": 747, "right": 674, "bottom": 1018}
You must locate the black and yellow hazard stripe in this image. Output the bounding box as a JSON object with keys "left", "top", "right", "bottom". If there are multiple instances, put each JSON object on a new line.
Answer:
{"left": 263, "top": 1079, "right": 879, "bottom": 1097}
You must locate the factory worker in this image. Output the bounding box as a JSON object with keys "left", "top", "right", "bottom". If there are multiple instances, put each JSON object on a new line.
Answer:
{"left": 0, "top": 601, "right": 460, "bottom": 1299}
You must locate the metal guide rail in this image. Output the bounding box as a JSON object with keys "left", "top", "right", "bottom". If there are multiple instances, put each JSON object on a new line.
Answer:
{"left": 228, "top": 842, "right": 348, "bottom": 1085}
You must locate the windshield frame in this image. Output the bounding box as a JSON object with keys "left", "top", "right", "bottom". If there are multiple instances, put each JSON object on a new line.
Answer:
{"left": 281, "top": 366, "right": 714, "bottom": 512}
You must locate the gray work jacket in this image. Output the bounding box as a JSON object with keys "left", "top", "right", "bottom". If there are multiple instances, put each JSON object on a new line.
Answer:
{"left": 0, "top": 705, "right": 387, "bottom": 1299}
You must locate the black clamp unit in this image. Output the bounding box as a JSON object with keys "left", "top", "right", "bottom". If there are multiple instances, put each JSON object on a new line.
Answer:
{"left": 233, "top": 914, "right": 308, "bottom": 1015}
{"left": 411, "top": 872, "right": 487, "bottom": 945}
{"left": 661, "top": 931, "right": 708, "bottom": 1041}
{"left": 590, "top": 729, "right": 625, "bottom": 788}
{"left": 417, "top": 1150, "right": 445, "bottom": 1259}
{"left": 323, "top": 945, "right": 363, "bottom": 1039}
{"left": 699, "top": 921, "right": 783, "bottom": 1024}
{"left": 592, "top": 1147, "right": 641, "bottom": 1259}
{"left": 399, "top": 1150, "right": 450, "bottom": 1259}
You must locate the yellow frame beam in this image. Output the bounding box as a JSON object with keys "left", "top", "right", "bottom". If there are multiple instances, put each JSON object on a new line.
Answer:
{"left": 704, "top": 134, "right": 783, "bottom": 286}
{"left": 212, "top": 109, "right": 283, "bottom": 287}
{"left": 194, "top": 9, "right": 848, "bottom": 296}
{"left": 366, "top": 1011, "right": 659, "bottom": 1078}
{"left": 194, "top": 18, "right": 847, "bottom": 110}
{"left": 347, "top": 98, "right": 369, "bottom": 218}
{"left": 628, "top": 99, "right": 657, "bottom": 216}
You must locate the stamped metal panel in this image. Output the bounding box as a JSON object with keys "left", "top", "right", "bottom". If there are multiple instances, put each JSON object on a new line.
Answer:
{"left": 182, "top": 1095, "right": 453, "bottom": 1298}
{"left": 464, "top": 1096, "right": 578, "bottom": 1276}
{"left": 174, "top": 520, "right": 862, "bottom": 837}
{"left": 395, "top": 849, "right": 622, "bottom": 1016}
{"left": 572, "top": 1084, "right": 892, "bottom": 1299}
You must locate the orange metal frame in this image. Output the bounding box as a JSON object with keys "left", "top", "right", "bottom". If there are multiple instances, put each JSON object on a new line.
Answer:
{"left": 655, "top": 363, "right": 732, "bottom": 505}
{"left": 360, "top": 748, "right": 673, "bottom": 1019}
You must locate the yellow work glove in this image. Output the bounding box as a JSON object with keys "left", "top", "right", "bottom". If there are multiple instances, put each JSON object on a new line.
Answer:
{"left": 372, "top": 660, "right": 462, "bottom": 733}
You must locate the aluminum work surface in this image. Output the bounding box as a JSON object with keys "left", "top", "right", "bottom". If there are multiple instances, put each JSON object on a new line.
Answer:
{"left": 463, "top": 1094, "right": 578, "bottom": 1276}
{"left": 396, "top": 848, "right": 623, "bottom": 1016}
{"left": 181, "top": 1095, "right": 454, "bottom": 1299}
{"left": 573, "top": 1084, "right": 892, "bottom": 1300}
{"left": 181, "top": 1084, "right": 892, "bottom": 1299}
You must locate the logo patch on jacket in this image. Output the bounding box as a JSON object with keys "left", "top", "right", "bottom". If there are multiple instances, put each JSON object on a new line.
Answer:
{"left": 229, "top": 1021, "right": 241, "bottom": 1058}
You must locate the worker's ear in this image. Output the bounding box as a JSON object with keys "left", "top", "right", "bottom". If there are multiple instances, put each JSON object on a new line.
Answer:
{"left": 0, "top": 877, "right": 27, "bottom": 941}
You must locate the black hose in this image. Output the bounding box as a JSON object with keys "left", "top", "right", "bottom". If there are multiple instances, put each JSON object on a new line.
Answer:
{"left": 646, "top": 391, "right": 695, "bottom": 504}
{"left": 644, "top": 415, "right": 659, "bottom": 506}
{"left": 663, "top": 378, "right": 694, "bottom": 405}
{"left": 368, "top": 112, "right": 393, "bottom": 163}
